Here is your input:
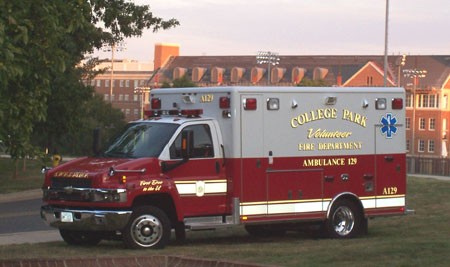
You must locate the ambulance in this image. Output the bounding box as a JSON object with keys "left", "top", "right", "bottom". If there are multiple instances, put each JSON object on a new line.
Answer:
{"left": 41, "top": 86, "right": 409, "bottom": 249}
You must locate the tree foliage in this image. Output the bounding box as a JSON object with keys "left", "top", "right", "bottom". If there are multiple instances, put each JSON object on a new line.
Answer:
{"left": 296, "top": 78, "right": 329, "bottom": 87}
{"left": 161, "top": 75, "right": 198, "bottom": 88}
{"left": 0, "top": 0, "right": 179, "bottom": 164}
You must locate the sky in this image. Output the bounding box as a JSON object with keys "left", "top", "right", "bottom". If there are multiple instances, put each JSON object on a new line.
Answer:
{"left": 92, "top": 0, "right": 450, "bottom": 62}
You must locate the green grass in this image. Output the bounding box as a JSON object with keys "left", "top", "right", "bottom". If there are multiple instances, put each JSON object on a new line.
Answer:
{"left": 0, "top": 158, "right": 449, "bottom": 266}
{"left": 0, "top": 158, "right": 45, "bottom": 193}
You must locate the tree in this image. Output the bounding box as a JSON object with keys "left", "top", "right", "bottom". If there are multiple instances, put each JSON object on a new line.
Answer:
{"left": 0, "top": 0, "right": 179, "bottom": 175}
{"left": 162, "top": 75, "right": 198, "bottom": 88}
{"left": 296, "top": 78, "right": 329, "bottom": 87}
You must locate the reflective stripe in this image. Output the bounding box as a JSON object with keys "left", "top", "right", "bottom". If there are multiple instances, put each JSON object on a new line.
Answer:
{"left": 175, "top": 180, "right": 227, "bottom": 196}
{"left": 240, "top": 195, "right": 405, "bottom": 216}
{"left": 241, "top": 199, "right": 331, "bottom": 216}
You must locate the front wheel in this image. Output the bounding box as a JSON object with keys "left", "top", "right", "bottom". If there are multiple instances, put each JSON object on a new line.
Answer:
{"left": 122, "top": 206, "right": 171, "bottom": 249}
{"left": 326, "top": 199, "right": 364, "bottom": 238}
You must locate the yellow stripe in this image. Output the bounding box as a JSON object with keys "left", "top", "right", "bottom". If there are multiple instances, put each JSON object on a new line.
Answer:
{"left": 174, "top": 179, "right": 227, "bottom": 184}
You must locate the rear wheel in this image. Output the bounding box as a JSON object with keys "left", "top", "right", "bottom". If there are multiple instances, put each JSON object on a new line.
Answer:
{"left": 59, "top": 229, "right": 102, "bottom": 246}
{"left": 122, "top": 206, "right": 171, "bottom": 249}
{"left": 326, "top": 199, "right": 363, "bottom": 238}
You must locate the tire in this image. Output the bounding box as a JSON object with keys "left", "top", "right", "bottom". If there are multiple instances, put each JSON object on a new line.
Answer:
{"left": 326, "top": 199, "right": 363, "bottom": 238}
{"left": 59, "top": 229, "right": 102, "bottom": 246}
{"left": 122, "top": 206, "right": 171, "bottom": 249}
{"left": 245, "top": 224, "right": 286, "bottom": 237}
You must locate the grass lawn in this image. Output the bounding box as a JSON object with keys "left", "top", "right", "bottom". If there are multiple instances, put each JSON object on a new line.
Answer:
{"left": 0, "top": 157, "right": 449, "bottom": 266}
{"left": 0, "top": 158, "right": 45, "bottom": 193}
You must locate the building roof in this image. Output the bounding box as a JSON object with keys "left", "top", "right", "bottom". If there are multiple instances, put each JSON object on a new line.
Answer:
{"left": 151, "top": 55, "right": 450, "bottom": 89}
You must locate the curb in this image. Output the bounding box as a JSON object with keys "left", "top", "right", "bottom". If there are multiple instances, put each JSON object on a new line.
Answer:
{"left": 0, "top": 255, "right": 276, "bottom": 267}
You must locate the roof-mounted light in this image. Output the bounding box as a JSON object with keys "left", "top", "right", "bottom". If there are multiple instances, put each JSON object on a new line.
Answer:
{"left": 220, "top": 96, "right": 230, "bottom": 109}
{"left": 244, "top": 98, "right": 257, "bottom": 110}
{"left": 151, "top": 98, "right": 161, "bottom": 109}
{"left": 267, "top": 98, "right": 279, "bottom": 110}
{"left": 392, "top": 98, "right": 403, "bottom": 109}
{"left": 375, "top": 98, "right": 387, "bottom": 110}
{"left": 182, "top": 95, "right": 195, "bottom": 104}
{"left": 181, "top": 109, "right": 203, "bottom": 117}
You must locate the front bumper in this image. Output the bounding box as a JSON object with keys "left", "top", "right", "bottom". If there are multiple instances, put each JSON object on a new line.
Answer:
{"left": 41, "top": 205, "right": 132, "bottom": 231}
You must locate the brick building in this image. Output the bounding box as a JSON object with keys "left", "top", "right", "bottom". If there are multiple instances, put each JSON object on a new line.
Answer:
{"left": 90, "top": 44, "right": 450, "bottom": 159}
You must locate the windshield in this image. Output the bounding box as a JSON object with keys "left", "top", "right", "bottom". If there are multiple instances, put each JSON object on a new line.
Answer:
{"left": 103, "top": 122, "right": 179, "bottom": 158}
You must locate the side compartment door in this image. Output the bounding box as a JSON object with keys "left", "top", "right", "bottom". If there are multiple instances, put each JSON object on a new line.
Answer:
{"left": 375, "top": 111, "right": 406, "bottom": 209}
{"left": 240, "top": 94, "right": 267, "bottom": 216}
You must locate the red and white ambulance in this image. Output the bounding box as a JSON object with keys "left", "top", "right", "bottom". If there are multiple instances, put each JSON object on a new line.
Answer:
{"left": 41, "top": 86, "right": 410, "bottom": 249}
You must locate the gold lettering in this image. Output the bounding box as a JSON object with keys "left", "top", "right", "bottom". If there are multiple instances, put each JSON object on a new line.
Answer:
{"left": 290, "top": 108, "right": 338, "bottom": 128}
{"left": 298, "top": 143, "right": 315, "bottom": 151}
{"left": 342, "top": 109, "right": 367, "bottom": 127}
{"left": 200, "top": 94, "right": 214, "bottom": 103}
{"left": 307, "top": 128, "right": 352, "bottom": 139}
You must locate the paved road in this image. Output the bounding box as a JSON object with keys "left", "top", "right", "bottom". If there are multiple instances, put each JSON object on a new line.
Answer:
{"left": 0, "top": 190, "right": 61, "bottom": 245}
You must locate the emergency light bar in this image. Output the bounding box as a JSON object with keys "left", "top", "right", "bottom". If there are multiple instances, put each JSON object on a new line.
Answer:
{"left": 145, "top": 109, "right": 203, "bottom": 118}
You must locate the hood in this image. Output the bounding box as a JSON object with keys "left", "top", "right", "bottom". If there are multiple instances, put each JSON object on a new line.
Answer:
{"left": 47, "top": 157, "right": 159, "bottom": 179}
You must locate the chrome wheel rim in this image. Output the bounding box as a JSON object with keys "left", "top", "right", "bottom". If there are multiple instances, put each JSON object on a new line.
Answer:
{"left": 332, "top": 206, "right": 355, "bottom": 236}
{"left": 131, "top": 214, "right": 163, "bottom": 247}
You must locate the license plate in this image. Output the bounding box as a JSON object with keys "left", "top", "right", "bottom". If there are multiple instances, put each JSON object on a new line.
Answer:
{"left": 61, "top": 212, "right": 73, "bottom": 223}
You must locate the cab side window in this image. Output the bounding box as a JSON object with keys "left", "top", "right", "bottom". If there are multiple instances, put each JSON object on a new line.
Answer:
{"left": 170, "top": 124, "right": 214, "bottom": 159}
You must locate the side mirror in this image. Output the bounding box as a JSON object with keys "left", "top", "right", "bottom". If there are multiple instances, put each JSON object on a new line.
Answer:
{"left": 93, "top": 128, "right": 102, "bottom": 155}
{"left": 181, "top": 130, "right": 194, "bottom": 160}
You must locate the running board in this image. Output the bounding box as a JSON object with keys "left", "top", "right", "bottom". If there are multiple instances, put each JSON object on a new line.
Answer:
{"left": 184, "top": 215, "right": 237, "bottom": 231}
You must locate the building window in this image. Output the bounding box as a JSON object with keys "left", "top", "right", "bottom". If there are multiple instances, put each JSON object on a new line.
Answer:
{"left": 366, "top": 76, "right": 373, "bottom": 86}
{"left": 443, "top": 95, "right": 448, "bottom": 109}
{"left": 419, "top": 118, "right": 426, "bottom": 130}
{"left": 119, "top": 94, "right": 124, "bottom": 101}
{"left": 406, "top": 139, "right": 410, "bottom": 152}
{"left": 111, "top": 94, "right": 115, "bottom": 101}
{"left": 429, "top": 118, "right": 436, "bottom": 130}
{"left": 428, "top": 140, "right": 435, "bottom": 153}
{"left": 418, "top": 94, "right": 429, "bottom": 108}
{"left": 418, "top": 140, "right": 425, "bottom": 152}
{"left": 125, "top": 109, "right": 130, "bottom": 115}
{"left": 405, "top": 93, "right": 413, "bottom": 108}
{"left": 134, "top": 80, "right": 139, "bottom": 88}
{"left": 133, "top": 94, "right": 139, "bottom": 102}
{"left": 104, "top": 94, "right": 109, "bottom": 101}
{"left": 405, "top": 117, "right": 411, "bottom": 130}
{"left": 125, "top": 80, "right": 130, "bottom": 87}
{"left": 134, "top": 109, "right": 139, "bottom": 116}
{"left": 96, "top": 80, "right": 101, "bottom": 87}
{"left": 124, "top": 94, "right": 129, "bottom": 101}
{"left": 119, "top": 80, "right": 124, "bottom": 87}
{"left": 105, "top": 80, "right": 110, "bottom": 87}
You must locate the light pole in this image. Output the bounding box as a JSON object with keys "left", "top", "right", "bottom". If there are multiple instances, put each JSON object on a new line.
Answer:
{"left": 134, "top": 86, "right": 151, "bottom": 119}
{"left": 403, "top": 68, "right": 427, "bottom": 172}
{"left": 383, "top": 0, "right": 389, "bottom": 86}
{"left": 256, "top": 51, "right": 280, "bottom": 84}
{"left": 396, "top": 55, "right": 406, "bottom": 87}
{"left": 103, "top": 41, "right": 126, "bottom": 103}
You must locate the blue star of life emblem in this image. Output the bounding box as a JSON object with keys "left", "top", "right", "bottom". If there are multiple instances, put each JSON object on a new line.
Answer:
{"left": 380, "top": 113, "right": 397, "bottom": 138}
